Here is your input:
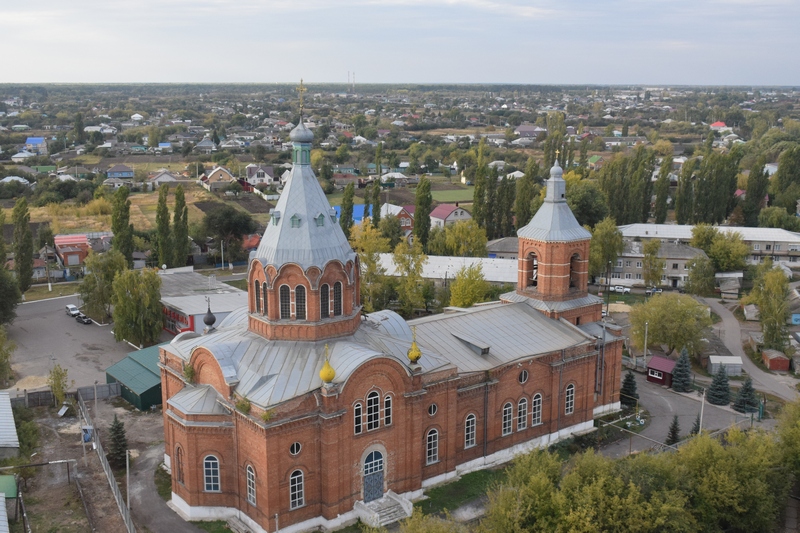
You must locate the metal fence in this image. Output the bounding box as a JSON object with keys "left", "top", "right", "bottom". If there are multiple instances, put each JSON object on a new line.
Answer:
{"left": 77, "top": 392, "right": 136, "bottom": 533}
{"left": 9, "top": 383, "right": 120, "bottom": 409}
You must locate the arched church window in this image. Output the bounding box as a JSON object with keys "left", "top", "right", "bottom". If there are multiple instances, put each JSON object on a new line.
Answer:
{"left": 527, "top": 253, "right": 538, "bottom": 288}
{"left": 280, "top": 285, "right": 291, "bottom": 319}
{"left": 295, "top": 286, "right": 306, "bottom": 320}
{"left": 565, "top": 384, "right": 575, "bottom": 415}
{"left": 254, "top": 282, "right": 261, "bottom": 314}
{"left": 366, "top": 391, "right": 380, "bottom": 431}
{"left": 289, "top": 470, "right": 304, "bottom": 509}
{"left": 320, "top": 284, "right": 330, "bottom": 319}
{"left": 333, "top": 282, "right": 343, "bottom": 316}
{"left": 262, "top": 282, "right": 268, "bottom": 315}
{"left": 570, "top": 253, "right": 581, "bottom": 289}
{"left": 175, "top": 446, "right": 184, "bottom": 484}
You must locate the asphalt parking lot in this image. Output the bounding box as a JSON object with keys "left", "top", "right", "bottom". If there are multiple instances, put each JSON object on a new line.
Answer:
{"left": 5, "top": 295, "right": 133, "bottom": 391}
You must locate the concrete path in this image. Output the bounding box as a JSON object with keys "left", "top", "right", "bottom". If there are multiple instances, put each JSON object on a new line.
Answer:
{"left": 129, "top": 443, "right": 203, "bottom": 533}
{"left": 704, "top": 298, "right": 799, "bottom": 402}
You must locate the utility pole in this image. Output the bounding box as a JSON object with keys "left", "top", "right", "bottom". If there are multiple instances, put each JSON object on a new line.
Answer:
{"left": 699, "top": 388, "right": 705, "bottom": 433}
{"left": 126, "top": 449, "right": 130, "bottom": 512}
{"left": 643, "top": 321, "right": 649, "bottom": 364}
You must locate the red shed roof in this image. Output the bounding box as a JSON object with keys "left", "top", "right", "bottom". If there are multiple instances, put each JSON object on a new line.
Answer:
{"left": 647, "top": 355, "right": 676, "bottom": 373}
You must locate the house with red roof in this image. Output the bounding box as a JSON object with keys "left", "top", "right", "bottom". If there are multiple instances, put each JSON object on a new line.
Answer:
{"left": 430, "top": 203, "right": 471, "bottom": 228}
{"left": 646, "top": 355, "right": 676, "bottom": 387}
{"left": 710, "top": 121, "right": 731, "bottom": 132}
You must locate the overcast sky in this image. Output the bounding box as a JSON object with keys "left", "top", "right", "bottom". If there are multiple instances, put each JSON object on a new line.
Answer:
{"left": 3, "top": 0, "right": 798, "bottom": 85}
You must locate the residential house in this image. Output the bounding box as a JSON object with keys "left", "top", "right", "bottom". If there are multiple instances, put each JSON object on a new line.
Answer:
{"left": 245, "top": 164, "right": 274, "bottom": 187}
{"left": 380, "top": 203, "right": 414, "bottom": 234}
{"left": 157, "top": 142, "right": 173, "bottom": 153}
{"left": 646, "top": 356, "right": 675, "bottom": 387}
{"left": 149, "top": 170, "right": 179, "bottom": 188}
{"left": 203, "top": 167, "right": 237, "bottom": 192}
{"left": 25, "top": 137, "right": 47, "bottom": 155}
{"left": 103, "top": 177, "right": 130, "bottom": 189}
{"left": 194, "top": 138, "right": 218, "bottom": 154}
{"left": 54, "top": 234, "right": 91, "bottom": 268}
{"left": 506, "top": 170, "right": 525, "bottom": 180}
{"left": 5, "top": 257, "right": 47, "bottom": 280}
{"left": 107, "top": 164, "right": 134, "bottom": 179}
{"left": 11, "top": 151, "right": 35, "bottom": 163}
{"left": 588, "top": 155, "right": 604, "bottom": 170}
{"left": 487, "top": 237, "right": 520, "bottom": 259}
{"left": 429, "top": 204, "right": 471, "bottom": 228}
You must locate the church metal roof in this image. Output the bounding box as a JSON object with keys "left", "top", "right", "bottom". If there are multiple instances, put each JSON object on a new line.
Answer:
{"left": 253, "top": 124, "right": 356, "bottom": 271}
{"left": 517, "top": 160, "right": 591, "bottom": 243}
{"left": 167, "top": 385, "right": 228, "bottom": 415}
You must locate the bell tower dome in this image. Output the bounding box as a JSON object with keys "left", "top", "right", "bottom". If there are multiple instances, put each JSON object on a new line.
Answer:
{"left": 246, "top": 101, "right": 361, "bottom": 341}
{"left": 509, "top": 160, "right": 601, "bottom": 324}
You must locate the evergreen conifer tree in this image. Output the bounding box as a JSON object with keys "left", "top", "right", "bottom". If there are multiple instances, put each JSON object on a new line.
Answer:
{"left": 671, "top": 348, "right": 693, "bottom": 393}
{"left": 732, "top": 376, "right": 760, "bottom": 413}
{"left": 108, "top": 414, "right": 128, "bottom": 469}
{"left": 690, "top": 413, "right": 701, "bottom": 435}
{"left": 666, "top": 415, "right": 680, "bottom": 446}
{"left": 620, "top": 371, "right": 639, "bottom": 408}
{"left": 707, "top": 366, "right": 731, "bottom": 406}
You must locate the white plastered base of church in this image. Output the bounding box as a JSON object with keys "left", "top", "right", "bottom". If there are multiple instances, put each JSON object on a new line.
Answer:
{"left": 168, "top": 415, "right": 612, "bottom": 533}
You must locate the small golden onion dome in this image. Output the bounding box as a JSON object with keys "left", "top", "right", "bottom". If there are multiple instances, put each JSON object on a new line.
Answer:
{"left": 320, "top": 344, "right": 336, "bottom": 383}
{"left": 407, "top": 326, "right": 422, "bottom": 363}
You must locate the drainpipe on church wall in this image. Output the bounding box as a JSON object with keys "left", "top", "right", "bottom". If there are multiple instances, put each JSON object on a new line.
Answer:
{"left": 482, "top": 373, "right": 489, "bottom": 458}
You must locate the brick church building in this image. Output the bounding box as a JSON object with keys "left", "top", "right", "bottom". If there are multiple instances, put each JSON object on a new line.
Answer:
{"left": 159, "top": 119, "right": 623, "bottom": 532}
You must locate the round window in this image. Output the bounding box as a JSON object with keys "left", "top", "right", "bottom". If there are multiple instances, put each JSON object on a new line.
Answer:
{"left": 290, "top": 442, "right": 302, "bottom": 456}
{"left": 518, "top": 370, "right": 529, "bottom": 384}
{"left": 428, "top": 404, "right": 438, "bottom": 416}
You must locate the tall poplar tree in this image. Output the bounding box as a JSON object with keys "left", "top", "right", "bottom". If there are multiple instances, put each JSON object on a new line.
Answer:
{"left": 371, "top": 183, "right": 382, "bottom": 225}
{"left": 0, "top": 210, "right": 21, "bottom": 325}
{"left": 744, "top": 157, "right": 769, "bottom": 227}
{"left": 172, "top": 185, "right": 190, "bottom": 267}
{"left": 414, "top": 176, "right": 432, "bottom": 248}
{"left": 340, "top": 182, "right": 355, "bottom": 239}
{"left": 155, "top": 184, "right": 171, "bottom": 268}
{"left": 674, "top": 159, "right": 696, "bottom": 224}
{"left": 515, "top": 159, "right": 537, "bottom": 230}
{"left": 12, "top": 198, "right": 33, "bottom": 293}
{"left": 472, "top": 138, "right": 488, "bottom": 229}
{"left": 484, "top": 166, "right": 498, "bottom": 240}
{"left": 654, "top": 156, "right": 671, "bottom": 224}
{"left": 363, "top": 184, "right": 372, "bottom": 224}
{"left": 111, "top": 186, "right": 134, "bottom": 266}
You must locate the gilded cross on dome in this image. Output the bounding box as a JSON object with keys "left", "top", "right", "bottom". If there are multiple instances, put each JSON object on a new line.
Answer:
{"left": 555, "top": 149, "right": 560, "bottom": 158}
{"left": 297, "top": 79, "right": 307, "bottom": 114}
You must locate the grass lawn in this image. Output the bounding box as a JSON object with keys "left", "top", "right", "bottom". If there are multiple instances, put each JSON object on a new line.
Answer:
{"left": 154, "top": 466, "right": 172, "bottom": 501}
{"left": 191, "top": 521, "right": 231, "bottom": 533}
{"left": 414, "top": 468, "right": 506, "bottom": 516}
{"left": 223, "top": 279, "right": 248, "bottom": 291}
{"left": 431, "top": 189, "right": 475, "bottom": 203}
{"left": 24, "top": 282, "right": 79, "bottom": 302}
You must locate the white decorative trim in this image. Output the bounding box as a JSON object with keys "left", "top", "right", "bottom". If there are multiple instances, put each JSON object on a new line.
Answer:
{"left": 163, "top": 453, "right": 171, "bottom": 473}
{"left": 593, "top": 401, "right": 621, "bottom": 417}
{"left": 170, "top": 418, "right": 600, "bottom": 531}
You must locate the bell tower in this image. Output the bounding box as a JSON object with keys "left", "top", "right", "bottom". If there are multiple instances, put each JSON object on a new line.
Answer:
{"left": 511, "top": 160, "right": 601, "bottom": 324}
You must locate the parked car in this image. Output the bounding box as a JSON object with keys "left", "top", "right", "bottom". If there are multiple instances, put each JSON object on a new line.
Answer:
{"left": 66, "top": 304, "right": 80, "bottom": 317}
{"left": 645, "top": 287, "right": 663, "bottom": 296}
{"left": 611, "top": 286, "right": 631, "bottom": 294}
{"left": 75, "top": 313, "right": 92, "bottom": 324}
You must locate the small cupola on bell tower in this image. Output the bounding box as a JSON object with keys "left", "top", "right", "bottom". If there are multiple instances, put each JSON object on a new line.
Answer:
{"left": 515, "top": 159, "right": 592, "bottom": 303}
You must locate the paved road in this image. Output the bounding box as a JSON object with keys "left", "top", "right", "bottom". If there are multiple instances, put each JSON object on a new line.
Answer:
{"left": 601, "top": 372, "right": 771, "bottom": 458}
{"left": 130, "top": 443, "right": 203, "bottom": 533}
{"left": 704, "top": 298, "right": 799, "bottom": 402}
{"left": 5, "top": 295, "right": 131, "bottom": 390}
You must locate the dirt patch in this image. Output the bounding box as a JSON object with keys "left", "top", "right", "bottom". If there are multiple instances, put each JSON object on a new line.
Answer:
{"left": 194, "top": 201, "right": 226, "bottom": 214}
{"left": 228, "top": 195, "right": 273, "bottom": 214}
{"left": 13, "top": 375, "right": 49, "bottom": 390}
{"left": 608, "top": 303, "right": 632, "bottom": 313}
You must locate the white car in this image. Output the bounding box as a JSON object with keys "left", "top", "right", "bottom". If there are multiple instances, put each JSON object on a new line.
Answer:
{"left": 65, "top": 304, "right": 80, "bottom": 317}
{"left": 611, "top": 286, "right": 631, "bottom": 294}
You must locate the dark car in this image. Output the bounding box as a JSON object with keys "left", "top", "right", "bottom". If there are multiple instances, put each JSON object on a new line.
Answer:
{"left": 76, "top": 313, "right": 92, "bottom": 324}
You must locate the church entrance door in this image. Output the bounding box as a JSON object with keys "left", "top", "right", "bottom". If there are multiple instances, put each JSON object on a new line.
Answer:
{"left": 363, "top": 450, "right": 384, "bottom": 503}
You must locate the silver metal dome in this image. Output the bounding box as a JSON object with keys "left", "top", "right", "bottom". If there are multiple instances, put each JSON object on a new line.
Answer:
{"left": 289, "top": 120, "right": 314, "bottom": 143}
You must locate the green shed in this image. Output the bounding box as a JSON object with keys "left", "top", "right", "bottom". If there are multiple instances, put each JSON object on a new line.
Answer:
{"left": 105, "top": 344, "right": 166, "bottom": 411}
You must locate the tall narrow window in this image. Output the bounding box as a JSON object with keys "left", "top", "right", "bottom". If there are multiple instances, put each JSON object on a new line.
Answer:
{"left": 464, "top": 414, "right": 476, "bottom": 449}
{"left": 289, "top": 470, "right": 304, "bottom": 509}
{"left": 175, "top": 446, "right": 184, "bottom": 484}
{"left": 295, "top": 285, "right": 306, "bottom": 320}
{"left": 532, "top": 393, "right": 542, "bottom": 425}
{"left": 254, "top": 282, "right": 261, "bottom": 314}
{"left": 354, "top": 402, "right": 363, "bottom": 434}
{"left": 517, "top": 398, "right": 528, "bottom": 431}
{"left": 426, "top": 429, "right": 439, "bottom": 465}
{"left": 366, "top": 391, "right": 380, "bottom": 431}
{"left": 320, "top": 284, "right": 330, "bottom": 319}
{"left": 384, "top": 395, "right": 392, "bottom": 426}
{"left": 262, "top": 282, "right": 268, "bottom": 315}
{"left": 333, "top": 282, "right": 342, "bottom": 316}
{"left": 280, "top": 285, "right": 291, "bottom": 319}
{"left": 502, "top": 402, "right": 513, "bottom": 436}
{"left": 246, "top": 465, "right": 256, "bottom": 505}
{"left": 565, "top": 384, "right": 575, "bottom": 415}
{"left": 203, "top": 455, "right": 220, "bottom": 492}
